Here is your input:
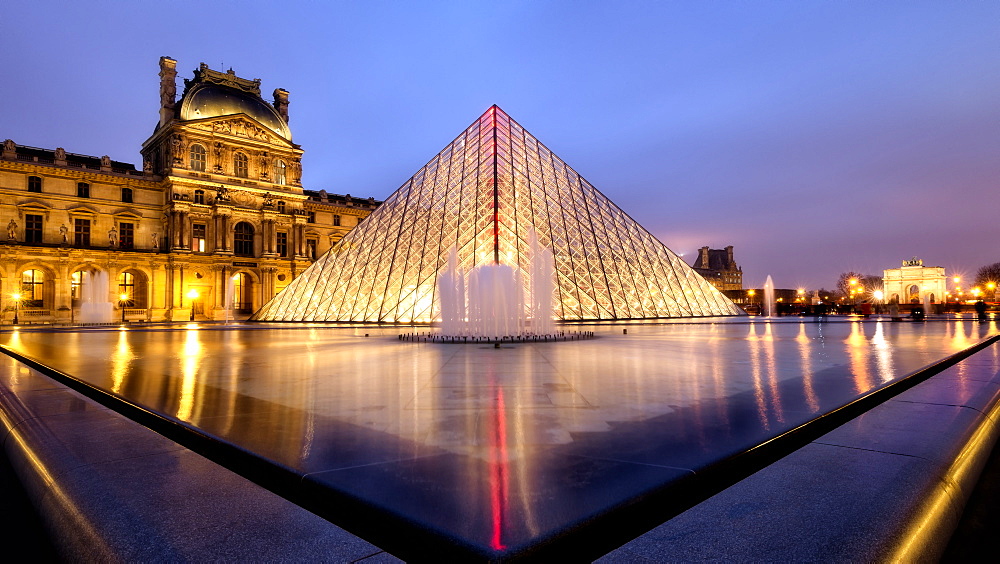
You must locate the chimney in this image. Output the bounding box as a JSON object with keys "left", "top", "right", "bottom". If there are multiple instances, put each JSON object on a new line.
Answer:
{"left": 698, "top": 246, "right": 710, "bottom": 269}
{"left": 273, "top": 88, "right": 290, "bottom": 123}
{"left": 158, "top": 56, "right": 178, "bottom": 127}
{"left": 725, "top": 245, "right": 734, "bottom": 268}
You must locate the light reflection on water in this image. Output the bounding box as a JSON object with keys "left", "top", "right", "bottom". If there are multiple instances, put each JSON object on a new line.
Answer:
{"left": 2, "top": 320, "right": 996, "bottom": 470}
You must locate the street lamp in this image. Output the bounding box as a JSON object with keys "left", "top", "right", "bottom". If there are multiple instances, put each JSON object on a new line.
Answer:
{"left": 187, "top": 289, "right": 199, "bottom": 321}
{"left": 849, "top": 278, "right": 859, "bottom": 305}
{"left": 988, "top": 282, "right": 997, "bottom": 302}
{"left": 119, "top": 292, "right": 130, "bottom": 324}
{"left": 11, "top": 292, "right": 21, "bottom": 325}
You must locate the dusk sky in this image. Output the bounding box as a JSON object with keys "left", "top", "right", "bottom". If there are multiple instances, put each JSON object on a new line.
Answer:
{"left": 3, "top": 1, "right": 998, "bottom": 291}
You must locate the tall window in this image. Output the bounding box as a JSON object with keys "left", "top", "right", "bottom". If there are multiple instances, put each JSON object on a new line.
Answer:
{"left": 74, "top": 218, "right": 91, "bottom": 246}
{"left": 77, "top": 182, "right": 90, "bottom": 198}
{"left": 234, "top": 153, "right": 249, "bottom": 178}
{"left": 306, "top": 238, "right": 317, "bottom": 260}
{"left": 276, "top": 232, "right": 288, "bottom": 257}
{"left": 274, "top": 160, "right": 287, "bottom": 185}
{"left": 121, "top": 187, "right": 133, "bottom": 203}
{"left": 27, "top": 176, "right": 42, "bottom": 192}
{"left": 189, "top": 144, "right": 207, "bottom": 172}
{"left": 333, "top": 214, "right": 341, "bottom": 226}
{"left": 21, "top": 269, "right": 44, "bottom": 307}
{"left": 71, "top": 271, "right": 83, "bottom": 301}
{"left": 307, "top": 211, "right": 316, "bottom": 223}
{"left": 276, "top": 200, "right": 285, "bottom": 213}
{"left": 192, "top": 223, "right": 207, "bottom": 252}
{"left": 233, "top": 272, "right": 252, "bottom": 313}
{"left": 119, "top": 222, "right": 134, "bottom": 249}
{"left": 118, "top": 272, "right": 135, "bottom": 307}
{"left": 234, "top": 222, "right": 254, "bottom": 257}
{"left": 194, "top": 189, "right": 205, "bottom": 204}
{"left": 25, "top": 214, "right": 43, "bottom": 243}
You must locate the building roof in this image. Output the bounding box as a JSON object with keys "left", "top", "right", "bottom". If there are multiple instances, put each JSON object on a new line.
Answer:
{"left": 177, "top": 65, "right": 291, "bottom": 141}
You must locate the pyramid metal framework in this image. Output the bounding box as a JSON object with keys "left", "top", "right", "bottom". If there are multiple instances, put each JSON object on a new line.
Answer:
{"left": 252, "top": 106, "right": 744, "bottom": 322}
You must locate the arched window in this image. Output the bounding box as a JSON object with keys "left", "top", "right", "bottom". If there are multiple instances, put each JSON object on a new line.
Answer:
{"left": 234, "top": 222, "right": 254, "bottom": 257}
{"left": 21, "top": 269, "right": 44, "bottom": 307}
{"left": 189, "top": 144, "right": 207, "bottom": 171}
{"left": 274, "top": 160, "right": 287, "bottom": 185}
{"left": 27, "top": 176, "right": 42, "bottom": 192}
{"left": 116, "top": 270, "right": 148, "bottom": 308}
{"left": 118, "top": 272, "right": 135, "bottom": 307}
{"left": 233, "top": 153, "right": 249, "bottom": 178}
{"left": 233, "top": 272, "right": 253, "bottom": 313}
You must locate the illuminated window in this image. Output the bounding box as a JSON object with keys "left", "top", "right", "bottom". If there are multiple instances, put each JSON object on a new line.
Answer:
{"left": 192, "top": 223, "right": 206, "bottom": 252}
{"left": 71, "top": 271, "right": 82, "bottom": 300}
{"left": 27, "top": 176, "right": 42, "bottom": 192}
{"left": 276, "top": 232, "right": 288, "bottom": 257}
{"left": 194, "top": 189, "right": 205, "bottom": 204}
{"left": 275, "top": 160, "right": 287, "bottom": 185}
{"left": 189, "top": 144, "right": 207, "bottom": 171}
{"left": 119, "top": 222, "right": 134, "bottom": 249}
{"left": 233, "top": 272, "right": 252, "bottom": 313}
{"left": 21, "top": 269, "right": 44, "bottom": 307}
{"left": 234, "top": 222, "right": 254, "bottom": 257}
{"left": 234, "top": 153, "right": 248, "bottom": 178}
{"left": 118, "top": 272, "right": 135, "bottom": 307}
{"left": 25, "top": 214, "right": 42, "bottom": 243}
{"left": 77, "top": 182, "right": 90, "bottom": 198}
{"left": 121, "top": 187, "right": 133, "bottom": 203}
{"left": 74, "top": 218, "right": 91, "bottom": 246}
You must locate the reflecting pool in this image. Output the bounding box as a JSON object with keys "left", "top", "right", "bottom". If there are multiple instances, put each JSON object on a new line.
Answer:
{"left": 3, "top": 319, "right": 997, "bottom": 559}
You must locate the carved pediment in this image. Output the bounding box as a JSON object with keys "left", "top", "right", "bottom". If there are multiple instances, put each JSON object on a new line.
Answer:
{"left": 187, "top": 116, "right": 276, "bottom": 143}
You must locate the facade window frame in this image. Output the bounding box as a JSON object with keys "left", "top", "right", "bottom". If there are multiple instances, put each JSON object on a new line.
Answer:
{"left": 192, "top": 223, "right": 207, "bottom": 252}
{"left": 74, "top": 218, "right": 91, "bottom": 246}
{"left": 190, "top": 144, "right": 207, "bottom": 172}
{"left": 77, "top": 182, "right": 90, "bottom": 198}
{"left": 24, "top": 214, "right": 43, "bottom": 244}
{"left": 194, "top": 189, "right": 205, "bottom": 205}
{"left": 233, "top": 222, "right": 254, "bottom": 257}
{"left": 21, "top": 269, "right": 45, "bottom": 308}
{"left": 275, "top": 159, "right": 287, "bottom": 185}
{"left": 276, "top": 231, "right": 288, "bottom": 257}
{"left": 119, "top": 222, "right": 134, "bottom": 250}
{"left": 121, "top": 187, "right": 133, "bottom": 203}
{"left": 234, "top": 152, "right": 249, "bottom": 178}
{"left": 27, "top": 176, "right": 42, "bottom": 193}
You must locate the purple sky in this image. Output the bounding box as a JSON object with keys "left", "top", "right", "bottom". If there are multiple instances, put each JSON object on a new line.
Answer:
{"left": 3, "top": 2, "right": 998, "bottom": 290}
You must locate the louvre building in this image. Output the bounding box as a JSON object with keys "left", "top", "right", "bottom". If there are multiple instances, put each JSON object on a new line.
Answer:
{"left": 0, "top": 57, "right": 379, "bottom": 323}
{"left": 254, "top": 106, "right": 742, "bottom": 323}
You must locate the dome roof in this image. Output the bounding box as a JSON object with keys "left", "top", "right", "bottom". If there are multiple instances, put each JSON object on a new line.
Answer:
{"left": 178, "top": 83, "right": 291, "bottom": 140}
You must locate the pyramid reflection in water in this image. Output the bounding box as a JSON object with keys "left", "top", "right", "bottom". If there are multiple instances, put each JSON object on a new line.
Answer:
{"left": 253, "top": 106, "right": 743, "bottom": 322}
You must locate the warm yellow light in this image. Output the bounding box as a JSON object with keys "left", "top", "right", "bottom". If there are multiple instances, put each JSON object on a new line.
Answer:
{"left": 849, "top": 278, "right": 858, "bottom": 286}
{"left": 953, "top": 276, "right": 961, "bottom": 283}
{"left": 11, "top": 292, "right": 22, "bottom": 301}
{"left": 747, "top": 289, "right": 756, "bottom": 296}
{"left": 874, "top": 290, "right": 884, "bottom": 301}
{"left": 187, "top": 289, "right": 199, "bottom": 299}
{"left": 972, "top": 288, "right": 981, "bottom": 296}
{"left": 119, "top": 293, "right": 129, "bottom": 301}
{"left": 797, "top": 288, "right": 805, "bottom": 295}
{"left": 989, "top": 282, "right": 996, "bottom": 290}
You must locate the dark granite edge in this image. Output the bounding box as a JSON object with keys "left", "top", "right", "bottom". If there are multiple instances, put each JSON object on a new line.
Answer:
{"left": 1, "top": 335, "right": 998, "bottom": 563}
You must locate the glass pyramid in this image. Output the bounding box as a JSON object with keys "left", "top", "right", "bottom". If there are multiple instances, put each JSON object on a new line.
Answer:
{"left": 252, "top": 106, "right": 744, "bottom": 322}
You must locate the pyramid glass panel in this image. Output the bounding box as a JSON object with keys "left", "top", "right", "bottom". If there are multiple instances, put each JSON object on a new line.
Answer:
{"left": 252, "top": 106, "right": 744, "bottom": 322}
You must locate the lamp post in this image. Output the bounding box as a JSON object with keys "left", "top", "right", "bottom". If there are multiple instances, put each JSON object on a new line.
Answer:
{"left": 187, "top": 289, "right": 199, "bottom": 321}
{"left": 849, "top": 278, "right": 859, "bottom": 306}
{"left": 747, "top": 289, "right": 756, "bottom": 314}
{"left": 11, "top": 292, "right": 21, "bottom": 325}
{"left": 119, "top": 292, "right": 129, "bottom": 324}
{"left": 988, "top": 282, "right": 997, "bottom": 302}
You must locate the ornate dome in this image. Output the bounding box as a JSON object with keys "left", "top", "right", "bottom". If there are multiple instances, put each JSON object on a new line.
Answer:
{"left": 178, "top": 83, "right": 291, "bottom": 141}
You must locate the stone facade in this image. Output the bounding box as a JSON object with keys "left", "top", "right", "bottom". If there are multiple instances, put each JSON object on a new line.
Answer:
{"left": 0, "top": 58, "right": 379, "bottom": 323}
{"left": 690, "top": 245, "right": 743, "bottom": 292}
{"left": 883, "top": 258, "right": 946, "bottom": 305}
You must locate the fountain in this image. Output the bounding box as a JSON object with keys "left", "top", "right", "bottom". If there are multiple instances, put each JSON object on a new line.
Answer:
{"left": 421, "top": 235, "right": 589, "bottom": 343}
{"left": 77, "top": 269, "right": 113, "bottom": 324}
{"left": 763, "top": 275, "right": 776, "bottom": 317}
